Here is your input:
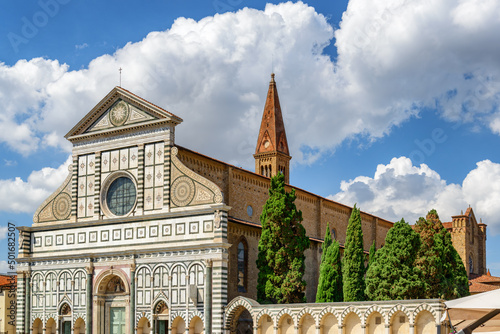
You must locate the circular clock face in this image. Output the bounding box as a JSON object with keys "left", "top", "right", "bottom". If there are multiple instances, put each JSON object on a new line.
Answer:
{"left": 106, "top": 177, "right": 136, "bottom": 216}
{"left": 264, "top": 140, "right": 270, "bottom": 148}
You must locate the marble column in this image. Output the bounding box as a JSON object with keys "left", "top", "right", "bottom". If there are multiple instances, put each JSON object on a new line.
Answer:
{"left": 204, "top": 260, "right": 213, "bottom": 334}
{"left": 86, "top": 265, "right": 93, "bottom": 334}
{"left": 25, "top": 271, "right": 31, "bottom": 334}
{"left": 130, "top": 263, "right": 136, "bottom": 334}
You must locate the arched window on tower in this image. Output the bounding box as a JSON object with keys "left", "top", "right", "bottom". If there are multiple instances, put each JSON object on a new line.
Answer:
{"left": 237, "top": 239, "right": 247, "bottom": 292}
{"left": 261, "top": 166, "right": 264, "bottom": 176}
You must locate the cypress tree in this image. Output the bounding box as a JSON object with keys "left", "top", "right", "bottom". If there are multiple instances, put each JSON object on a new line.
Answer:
{"left": 256, "top": 173, "right": 310, "bottom": 304}
{"left": 367, "top": 240, "right": 376, "bottom": 272}
{"left": 414, "top": 213, "right": 444, "bottom": 299}
{"left": 365, "top": 219, "right": 424, "bottom": 300}
{"left": 415, "top": 209, "right": 469, "bottom": 299}
{"left": 316, "top": 223, "right": 343, "bottom": 302}
{"left": 321, "top": 222, "right": 333, "bottom": 263}
{"left": 342, "top": 204, "right": 366, "bottom": 302}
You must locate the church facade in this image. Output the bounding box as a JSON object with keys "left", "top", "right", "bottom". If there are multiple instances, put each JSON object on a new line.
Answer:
{"left": 16, "top": 75, "right": 485, "bottom": 334}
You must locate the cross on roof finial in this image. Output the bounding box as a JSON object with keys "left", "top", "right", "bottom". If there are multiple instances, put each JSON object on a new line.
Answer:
{"left": 119, "top": 67, "right": 122, "bottom": 87}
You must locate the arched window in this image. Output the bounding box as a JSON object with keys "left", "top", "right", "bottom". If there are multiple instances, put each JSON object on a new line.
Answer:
{"left": 469, "top": 254, "right": 474, "bottom": 274}
{"left": 45, "top": 272, "right": 56, "bottom": 307}
{"left": 73, "top": 271, "right": 86, "bottom": 307}
{"left": 32, "top": 274, "right": 43, "bottom": 308}
{"left": 136, "top": 266, "right": 151, "bottom": 306}
{"left": 237, "top": 239, "right": 247, "bottom": 292}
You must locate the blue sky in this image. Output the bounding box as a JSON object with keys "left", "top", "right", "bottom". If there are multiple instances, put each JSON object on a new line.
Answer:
{"left": 1, "top": 0, "right": 500, "bottom": 277}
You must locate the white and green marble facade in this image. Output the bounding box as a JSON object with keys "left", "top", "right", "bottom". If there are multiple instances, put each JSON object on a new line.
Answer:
{"left": 17, "top": 87, "right": 229, "bottom": 334}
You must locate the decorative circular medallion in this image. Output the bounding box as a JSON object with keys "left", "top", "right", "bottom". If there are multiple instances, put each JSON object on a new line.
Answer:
{"left": 53, "top": 193, "right": 71, "bottom": 220}
{"left": 264, "top": 140, "right": 270, "bottom": 148}
{"left": 171, "top": 176, "right": 195, "bottom": 207}
{"left": 109, "top": 101, "right": 129, "bottom": 127}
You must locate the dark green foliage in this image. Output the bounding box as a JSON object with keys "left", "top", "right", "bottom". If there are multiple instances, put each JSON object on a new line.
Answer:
{"left": 316, "top": 223, "right": 343, "bottom": 302}
{"left": 321, "top": 222, "right": 333, "bottom": 263}
{"left": 365, "top": 219, "right": 424, "bottom": 300}
{"left": 414, "top": 215, "right": 443, "bottom": 298}
{"left": 367, "top": 240, "right": 376, "bottom": 272}
{"left": 256, "top": 173, "right": 310, "bottom": 304}
{"left": 414, "top": 210, "right": 469, "bottom": 299}
{"left": 342, "top": 205, "right": 366, "bottom": 302}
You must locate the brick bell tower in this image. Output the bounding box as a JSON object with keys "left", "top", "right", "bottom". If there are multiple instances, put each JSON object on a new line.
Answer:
{"left": 254, "top": 73, "right": 291, "bottom": 183}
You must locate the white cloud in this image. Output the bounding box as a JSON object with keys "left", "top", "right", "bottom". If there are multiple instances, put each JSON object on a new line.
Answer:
{"left": 330, "top": 157, "right": 500, "bottom": 234}
{"left": 335, "top": 0, "right": 500, "bottom": 127}
{"left": 0, "top": 156, "right": 71, "bottom": 214}
{"left": 0, "top": 1, "right": 499, "bottom": 166}
{"left": 0, "top": 226, "right": 7, "bottom": 240}
{"left": 0, "top": 260, "right": 15, "bottom": 274}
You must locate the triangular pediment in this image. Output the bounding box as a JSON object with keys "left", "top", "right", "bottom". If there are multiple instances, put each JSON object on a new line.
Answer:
{"left": 65, "top": 86, "right": 183, "bottom": 141}
{"left": 87, "top": 100, "right": 157, "bottom": 132}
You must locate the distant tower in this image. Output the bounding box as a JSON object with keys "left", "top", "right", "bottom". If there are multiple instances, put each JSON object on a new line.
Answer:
{"left": 254, "top": 73, "right": 291, "bottom": 183}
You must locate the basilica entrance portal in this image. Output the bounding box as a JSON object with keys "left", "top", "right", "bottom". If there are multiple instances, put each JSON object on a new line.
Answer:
{"left": 94, "top": 270, "right": 130, "bottom": 334}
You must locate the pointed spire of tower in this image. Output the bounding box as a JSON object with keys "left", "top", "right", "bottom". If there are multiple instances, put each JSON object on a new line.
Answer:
{"left": 254, "top": 73, "right": 292, "bottom": 183}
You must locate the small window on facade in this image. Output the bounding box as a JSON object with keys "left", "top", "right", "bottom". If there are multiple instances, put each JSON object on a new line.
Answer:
{"left": 375, "top": 317, "right": 381, "bottom": 325}
{"left": 400, "top": 316, "right": 406, "bottom": 323}
{"left": 469, "top": 254, "right": 474, "bottom": 274}
{"left": 331, "top": 228, "right": 336, "bottom": 240}
{"left": 247, "top": 205, "right": 253, "bottom": 217}
{"left": 237, "top": 241, "right": 247, "bottom": 292}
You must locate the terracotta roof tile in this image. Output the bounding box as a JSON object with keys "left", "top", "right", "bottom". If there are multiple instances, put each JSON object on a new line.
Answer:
{"left": 470, "top": 273, "right": 500, "bottom": 284}
{"left": 469, "top": 281, "right": 500, "bottom": 293}
{"left": 0, "top": 274, "right": 16, "bottom": 289}
{"left": 469, "top": 273, "right": 500, "bottom": 294}
{"left": 442, "top": 222, "right": 452, "bottom": 229}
